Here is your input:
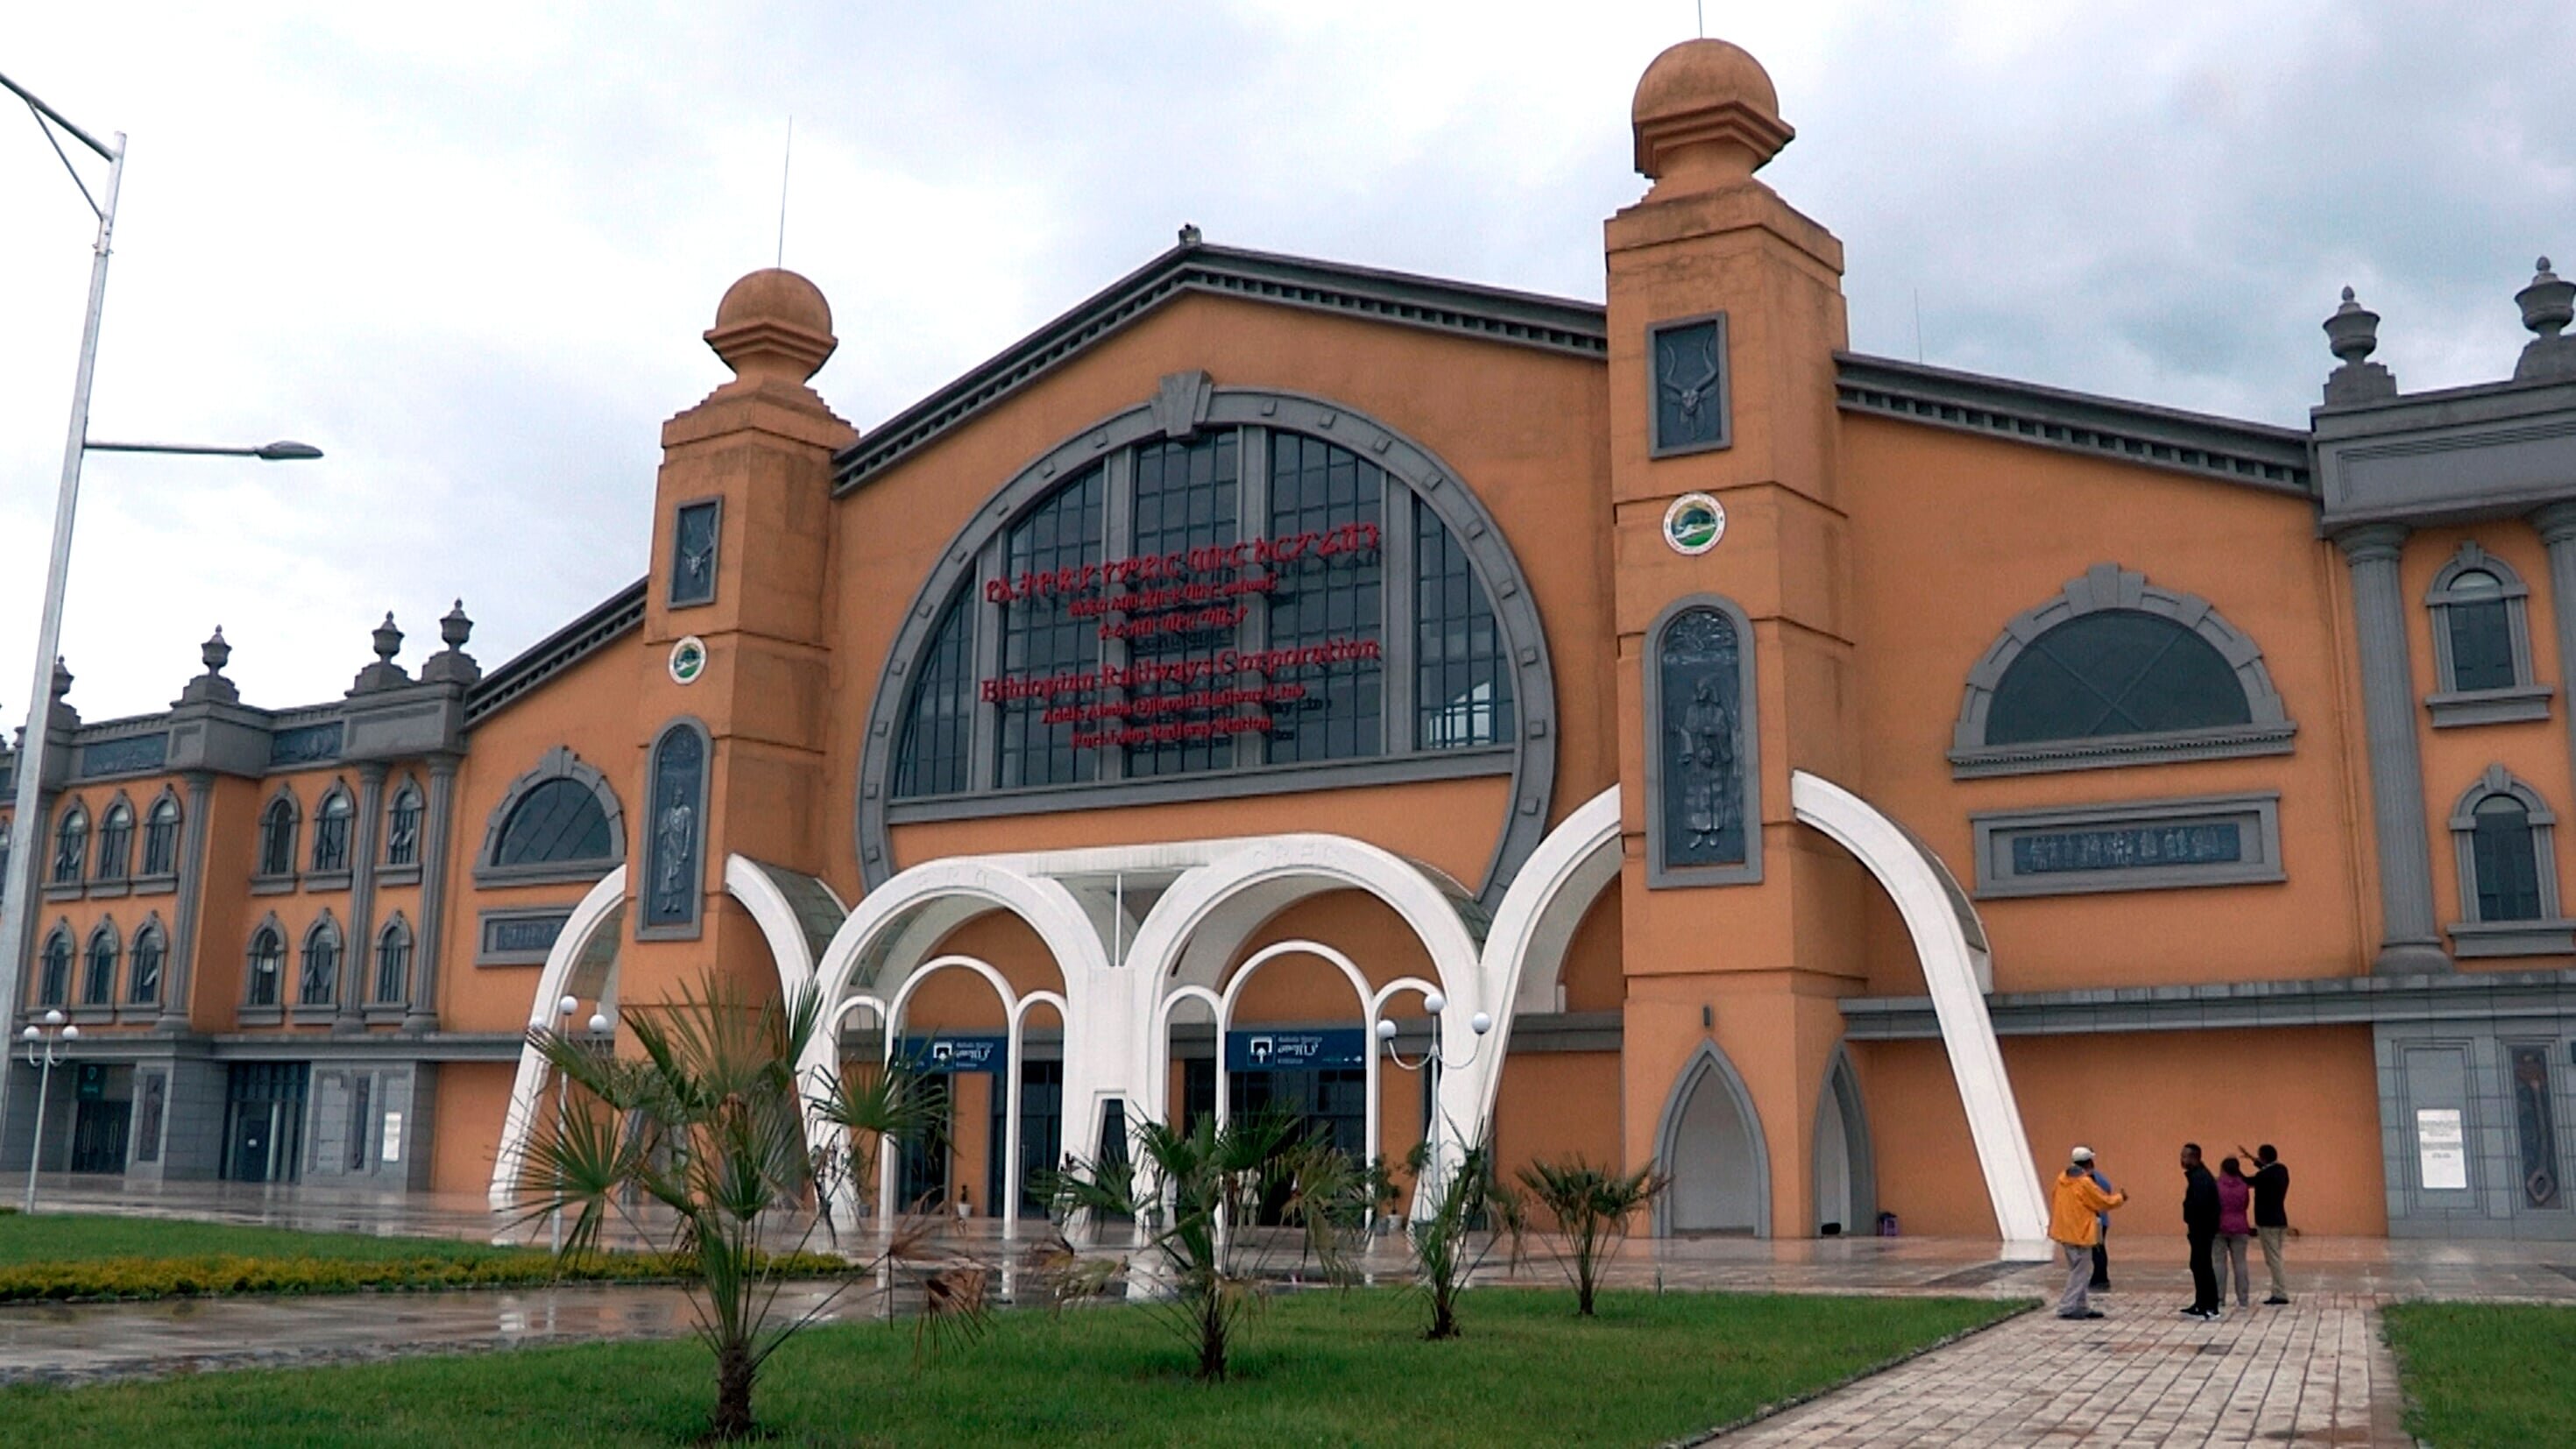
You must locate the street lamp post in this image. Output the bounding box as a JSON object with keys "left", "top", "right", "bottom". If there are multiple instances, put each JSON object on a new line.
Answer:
{"left": 1376, "top": 993, "right": 1492, "bottom": 1212}
{"left": 551, "top": 994, "right": 578, "bottom": 1253}
{"left": 0, "top": 72, "right": 321, "bottom": 1145}
{"left": 19, "top": 1009, "right": 78, "bottom": 1213}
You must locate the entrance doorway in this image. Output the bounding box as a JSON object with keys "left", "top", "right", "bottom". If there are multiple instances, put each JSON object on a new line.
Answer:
{"left": 69, "top": 1099, "right": 129, "bottom": 1174}
{"left": 222, "top": 1063, "right": 309, "bottom": 1184}
{"left": 1659, "top": 1043, "right": 1769, "bottom": 1236}
{"left": 988, "top": 1059, "right": 1062, "bottom": 1219}
{"left": 896, "top": 1076, "right": 953, "bottom": 1213}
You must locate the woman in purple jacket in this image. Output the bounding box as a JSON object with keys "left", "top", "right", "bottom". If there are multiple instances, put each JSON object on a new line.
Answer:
{"left": 2212, "top": 1157, "right": 2254, "bottom": 1311}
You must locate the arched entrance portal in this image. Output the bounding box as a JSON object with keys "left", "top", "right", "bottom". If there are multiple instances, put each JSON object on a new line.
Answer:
{"left": 1655, "top": 1042, "right": 1771, "bottom": 1236}
{"left": 1812, "top": 1047, "right": 1874, "bottom": 1237}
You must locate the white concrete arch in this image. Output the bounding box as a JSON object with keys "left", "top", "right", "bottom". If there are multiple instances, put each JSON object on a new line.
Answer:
{"left": 1790, "top": 769, "right": 2047, "bottom": 1247}
{"left": 1122, "top": 836, "right": 1489, "bottom": 1164}
{"left": 725, "top": 856, "right": 840, "bottom": 988}
{"left": 488, "top": 867, "right": 627, "bottom": 1212}
{"left": 865, "top": 953, "right": 1065, "bottom": 1240}
{"left": 1470, "top": 786, "right": 1621, "bottom": 1132}
{"left": 801, "top": 858, "right": 1111, "bottom": 1226}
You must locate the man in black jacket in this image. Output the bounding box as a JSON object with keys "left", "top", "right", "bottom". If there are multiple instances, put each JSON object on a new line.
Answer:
{"left": 2180, "top": 1142, "right": 2221, "bottom": 1319}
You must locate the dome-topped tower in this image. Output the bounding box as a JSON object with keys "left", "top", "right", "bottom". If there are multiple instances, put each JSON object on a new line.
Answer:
{"left": 704, "top": 267, "right": 838, "bottom": 388}
{"left": 1631, "top": 39, "right": 1794, "bottom": 194}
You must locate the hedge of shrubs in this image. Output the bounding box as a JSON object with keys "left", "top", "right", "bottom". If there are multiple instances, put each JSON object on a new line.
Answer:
{"left": 0, "top": 1249, "right": 860, "bottom": 1304}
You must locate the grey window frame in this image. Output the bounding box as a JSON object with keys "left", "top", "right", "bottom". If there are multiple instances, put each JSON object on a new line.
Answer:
{"left": 308, "top": 784, "right": 355, "bottom": 884}
{"left": 138, "top": 789, "right": 181, "bottom": 882}
{"left": 295, "top": 914, "right": 343, "bottom": 1013}
{"left": 856, "top": 381, "right": 1559, "bottom": 910}
{"left": 639, "top": 717, "right": 711, "bottom": 940}
{"left": 242, "top": 917, "right": 287, "bottom": 1016}
{"left": 373, "top": 913, "right": 414, "bottom": 1005}
{"left": 382, "top": 780, "right": 423, "bottom": 880}
{"left": 2425, "top": 542, "right": 2552, "bottom": 726}
{"left": 668, "top": 495, "right": 724, "bottom": 609}
{"left": 1950, "top": 563, "right": 2296, "bottom": 778}
{"left": 92, "top": 795, "right": 133, "bottom": 886}
{"left": 254, "top": 788, "right": 300, "bottom": 890}
{"left": 2446, "top": 765, "right": 2576, "bottom": 957}
{"left": 1646, "top": 310, "right": 1732, "bottom": 459}
{"left": 475, "top": 746, "right": 625, "bottom": 887}
{"left": 80, "top": 920, "right": 118, "bottom": 1009}
{"left": 128, "top": 917, "right": 166, "bottom": 1007}
{"left": 36, "top": 923, "right": 71, "bottom": 1008}
{"left": 48, "top": 802, "right": 87, "bottom": 891}
{"left": 1643, "top": 594, "right": 1763, "bottom": 888}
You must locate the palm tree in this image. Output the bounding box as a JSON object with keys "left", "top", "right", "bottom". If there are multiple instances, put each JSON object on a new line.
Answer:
{"left": 1517, "top": 1156, "right": 1668, "bottom": 1316}
{"left": 1047, "top": 1111, "right": 1362, "bottom": 1381}
{"left": 516, "top": 972, "right": 958, "bottom": 1440}
{"left": 1405, "top": 1136, "right": 1522, "bottom": 1340}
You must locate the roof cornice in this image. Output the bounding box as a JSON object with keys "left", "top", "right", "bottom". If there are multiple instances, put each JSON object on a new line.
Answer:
{"left": 832, "top": 243, "right": 1610, "bottom": 495}
{"left": 1835, "top": 352, "right": 2314, "bottom": 497}
{"left": 463, "top": 578, "right": 648, "bottom": 729}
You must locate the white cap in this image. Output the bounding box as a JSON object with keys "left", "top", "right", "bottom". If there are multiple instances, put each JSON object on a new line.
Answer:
{"left": 2070, "top": 1145, "right": 2096, "bottom": 1164}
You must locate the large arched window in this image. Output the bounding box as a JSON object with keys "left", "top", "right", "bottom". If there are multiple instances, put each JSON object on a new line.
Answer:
{"left": 478, "top": 747, "right": 622, "bottom": 885}
{"left": 140, "top": 793, "right": 181, "bottom": 877}
{"left": 51, "top": 804, "right": 87, "bottom": 887}
{"left": 130, "top": 919, "right": 166, "bottom": 1006}
{"left": 244, "top": 922, "right": 285, "bottom": 1007}
{"left": 257, "top": 792, "right": 299, "bottom": 879}
{"left": 37, "top": 926, "right": 71, "bottom": 1007}
{"left": 1951, "top": 564, "right": 2294, "bottom": 777}
{"left": 81, "top": 922, "right": 118, "bottom": 1007}
{"left": 94, "top": 798, "right": 133, "bottom": 883}
{"left": 2448, "top": 767, "right": 2573, "bottom": 957}
{"left": 298, "top": 916, "right": 343, "bottom": 1007}
{"left": 310, "top": 788, "right": 354, "bottom": 874}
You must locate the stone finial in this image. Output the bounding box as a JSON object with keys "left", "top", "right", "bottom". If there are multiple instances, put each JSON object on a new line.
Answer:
{"left": 704, "top": 268, "right": 838, "bottom": 388}
{"left": 1631, "top": 39, "right": 1795, "bottom": 194}
{"left": 372, "top": 611, "right": 404, "bottom": 663}
{"left": 177, "top": 628, "right": 240, "bottom": 707}
{"left": 46, "top": 658, "right": 77, "bottom": 731}
{"left": 48, "top": 658, "right": 71, "bottom": 701}
{"left": 421, "top": 597, "right": 481, "bottom": 688}
{"left": 2323, "top": 286, "right": 2398, "bottom": 405}
{"left": 349, "top": 611, "right": 413, "bottom": 696}
{"left": 1178, "top": 223, "right": 1203, "bottom": 247}
{"left": 2515, "top": 257, "right": 2576, "bottom": 383}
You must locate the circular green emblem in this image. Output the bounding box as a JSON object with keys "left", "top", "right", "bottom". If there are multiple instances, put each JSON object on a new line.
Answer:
{"left": 1662, "top": 493, "right": 1726, "bottom": 555}
{"left": 669, "top": 636, "right": 707, "bottom": 685}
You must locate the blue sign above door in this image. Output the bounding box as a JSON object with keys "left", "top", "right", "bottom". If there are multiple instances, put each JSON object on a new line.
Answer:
{"left": 1225, "top": 1028, "right": 1367, "bottom": 1073}
{"left": 898, "top": 1035, "right": 1008, "bottom": 1075}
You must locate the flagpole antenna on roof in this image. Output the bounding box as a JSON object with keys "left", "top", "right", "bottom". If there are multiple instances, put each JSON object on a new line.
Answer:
{"left": 775, "top": 116, "right": 794, "bottom": 270}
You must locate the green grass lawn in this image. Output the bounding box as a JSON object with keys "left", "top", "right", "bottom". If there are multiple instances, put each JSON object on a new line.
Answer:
{"left": 0, "top": 1288, "right": 2017, "bottom": 1448}
{"left": 0, "top": 1212, "right": 516, "bottom": 1268}
{"left": 2385, "top": 1301, "right": 2576, "bottom": 1448}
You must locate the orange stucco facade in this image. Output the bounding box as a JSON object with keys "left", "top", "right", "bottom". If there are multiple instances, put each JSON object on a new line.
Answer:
{"left": 11, "top": 39, "right": 2576, "bottom": 1243}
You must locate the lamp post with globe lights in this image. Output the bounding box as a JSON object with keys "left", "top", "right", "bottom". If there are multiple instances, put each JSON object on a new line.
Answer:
{"left": 0, "top": 71, "right": 322, "bottom": 1145}
{"left": 1376, "top": 992, "right": 1491, "bottom": 1205}
{"left": 19, "top": 1009, "right": 77, "bottom": 1212}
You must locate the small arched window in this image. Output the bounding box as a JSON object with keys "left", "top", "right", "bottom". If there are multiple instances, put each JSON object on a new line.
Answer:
{"left": 244, "top": 925, "right": 285, "bottom": 1007}
{"left": 94, "top": 800, "right": 132, "bottom": 883}
{"left": 2448, "top": 767, "right": 2572, "bottom": 958}
{"left": 1952, "top": 565, "right": 2293, "bottom": 777}
{"left": 373, "top": 915, "right": 413, "bottom": 1005}
{"left": 140, "top": 795, "right": 181, "bottom": 877}
{"left": 81, "top": 924, "right": 118, "bottom": 1007}
{"left": 51, "top": 805, "right": 87, "bottom": 887}
{"left": 311, "top": 789, "right": 354, "bottom": 874}
{"left": 37, "top": 927, "right": 71, "bottom": 1007}
{"left": 385, "top": 785, "right": 422, "bottom": 868}
{"left": 257, "top": 795, "right": 299, "bottom": 879}
{"left": 130, "top": 921, "right": 166, "bottom": 1006}
{"left": 298, "top": 918, "right": 342, "bottom": 1007}
{"left": 494, "top": 779, "right": 612, "bottom": 866}
{"left": 2426, "top": 544, "right": 2549, "bottom": 725}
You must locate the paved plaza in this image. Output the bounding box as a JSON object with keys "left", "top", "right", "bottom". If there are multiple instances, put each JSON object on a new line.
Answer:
{"left": 9, "top": 1177, "right": 2574, "bottom": 1441}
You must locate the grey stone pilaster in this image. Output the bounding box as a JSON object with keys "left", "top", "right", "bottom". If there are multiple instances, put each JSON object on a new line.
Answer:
{"left": 157, "top": 773, "right": 216, "bottom": 1033}
{"left": 405, "top": 756, "right": 458, "bottom": 1034}
{"left": 2531, "top": 504, "right": 2576, "bottom": 820}
{"left": 7, "top": 787, "right": 52, "bottom": 1023}
{"left": 337, "top": 762, "right": 386, "bottom": 1031}
{"left": 2338, "top": 524, "right": 2451, "bottom": 972}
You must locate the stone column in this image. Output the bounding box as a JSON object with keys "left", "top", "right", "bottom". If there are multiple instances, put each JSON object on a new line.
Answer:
{"left": 2337, "top": 524, "right": 2450, "bottom": 972}
{"left": 337, "top": 762, "right": 386, "bottom": 1031}
{"left": 404, "top": 756, "right": 458, "bottom": 1034}
{"left": 2530, "top": 504, "right": 2576, "bottom": 808}
{"left": 157, "top": 773, "right": 216, "bottom": 1033}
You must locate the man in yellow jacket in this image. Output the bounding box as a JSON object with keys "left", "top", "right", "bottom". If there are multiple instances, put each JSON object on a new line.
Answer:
{"left": 2050, "top": 1146, "right": 2127, "bottom": 1319}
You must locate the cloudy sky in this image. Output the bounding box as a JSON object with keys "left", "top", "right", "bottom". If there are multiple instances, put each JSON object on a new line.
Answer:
{"left": 1, "top": 2, "right": 2571, "bottom": 722}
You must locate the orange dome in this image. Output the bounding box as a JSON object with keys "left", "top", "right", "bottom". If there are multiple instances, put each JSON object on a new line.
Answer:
{"left": 713, "top": 267, "right": 832, "bottom": 338}
{"left": 1631, "top": 39, "right": 1794, "bottom": 184}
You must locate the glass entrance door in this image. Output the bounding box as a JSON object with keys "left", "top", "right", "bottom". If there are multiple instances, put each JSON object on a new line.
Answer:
{"left": 222, "top": 1063, "right": 309, "bottom": 1184}
{"left": 987, "top": 1059, "right": 1063, "bottom": 1217}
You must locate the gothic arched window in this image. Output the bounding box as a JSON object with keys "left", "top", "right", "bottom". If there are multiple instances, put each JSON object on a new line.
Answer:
{"left": 373, "top": 915, "right": 414, "bottom": 1005}
{"left": 477, "top": 749, "right": 623, "bottom": 886}
{"left": 257, "top": 793, "right": 299, "bottom": 879}
{"left": 130, "top": 921, "right": 166, "bottom": 1006}
{"left": 140, "top": 794, "right": 181, "bottom": 877}
{"left": 94, "top": 799, "right": 132, "bottom": 883}
{"left": 2446, "top": 767, "right": 2572, "bottom": 957}
{"left": 81, "top": 923, "right": 118, "bottom": 1007}
{"left": 51, "top": 805, "right": 87, "bottom": 887}
{"left": 311, "top": 788, "right": 354, "bottom": 874}
{"left": 37, "top": 927, "right": 71, "bottom": 1007}
{"left": 298, "top": 917, "right": 343, "bottom": 1007}
{"left": 385, "top": 785, "right": 422, "bottom": 868}
{"left": 244, "top": 924, "right": 285, "bottom": 1007}
{"left": 2426, "top": 544, "right": 2550, "bottom": 725}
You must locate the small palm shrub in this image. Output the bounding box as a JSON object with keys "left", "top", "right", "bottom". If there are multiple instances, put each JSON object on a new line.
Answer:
{"left": 1406, "top": 1136, "right": 1523, "bottom": 1340}
{"left": 1518, "top": 1156, "right": 1668, "bottom": 1316}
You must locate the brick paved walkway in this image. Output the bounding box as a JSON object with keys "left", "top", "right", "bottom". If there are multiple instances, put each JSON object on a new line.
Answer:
{"left": 1713, "top": 1293, "right": 2405, "bottom": 1447}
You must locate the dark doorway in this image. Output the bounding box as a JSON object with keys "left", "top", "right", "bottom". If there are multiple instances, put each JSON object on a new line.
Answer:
{"left": 222, "top": 1063, "right": 309, "bottom": 1184}
{"left": 1181, "top": 1057, "right": 1368, "bottom": 1223}
{"left": 896, "top": 1076, "right": 953, "bottom": 1213}
{"left": 68, "top": 1099, "right": 129, "bottom": 1174}
{"left": 987, "top": 1058, "right": 1063, "bottom": 1218}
